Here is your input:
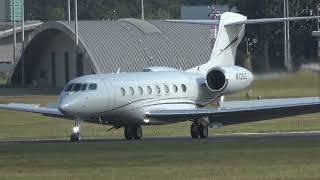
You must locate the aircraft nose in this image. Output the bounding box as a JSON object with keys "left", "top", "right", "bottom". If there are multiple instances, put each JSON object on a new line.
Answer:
{"left": 58, "top": 103, "right": 72, "bottom": 115}
{"left": 59, "top": 100, "right": 79, "bottom": 115}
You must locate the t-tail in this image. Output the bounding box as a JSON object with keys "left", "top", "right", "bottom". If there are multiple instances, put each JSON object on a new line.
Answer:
{"left": 188, "top": 12, "right": 247, "bottom": 73}
{"left": 167, "top": 12, "right": 320, "bottom": 74}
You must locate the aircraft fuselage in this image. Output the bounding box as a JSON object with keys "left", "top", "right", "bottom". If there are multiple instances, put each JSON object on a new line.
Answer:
{"left": 59, "top": 67, "right": 252, "bottom": 125}
{"left": 58, "top": 71, "right": 222, "bottom": 126}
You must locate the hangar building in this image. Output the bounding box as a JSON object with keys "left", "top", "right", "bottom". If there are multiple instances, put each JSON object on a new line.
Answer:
{"left": 9, "top": 19, "right": 212, "bottom": 89}
{"left": 0, "top": 21, "right": 41, "bottom": 72}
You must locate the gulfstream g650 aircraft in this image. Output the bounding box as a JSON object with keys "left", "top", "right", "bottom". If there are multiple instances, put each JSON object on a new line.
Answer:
{"left": 1, "top": 12, "right": 319, "bottom": 142}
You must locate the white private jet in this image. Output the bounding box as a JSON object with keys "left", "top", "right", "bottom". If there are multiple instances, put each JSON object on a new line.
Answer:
{"left": 0, "top": 12, "right": 319, "bottom": 142}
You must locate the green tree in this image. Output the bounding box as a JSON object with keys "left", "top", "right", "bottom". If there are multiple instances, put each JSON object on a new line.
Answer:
{"left": 48, "top": 7, "right": 65, "bottom": 21}
{"left": 229, "top": 0, "right": 317, "bottom": 71}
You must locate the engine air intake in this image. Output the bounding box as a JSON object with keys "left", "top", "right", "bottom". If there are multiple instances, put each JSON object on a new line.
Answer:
{"left": 206, "top": 69, "right": 227, "bottom": 91}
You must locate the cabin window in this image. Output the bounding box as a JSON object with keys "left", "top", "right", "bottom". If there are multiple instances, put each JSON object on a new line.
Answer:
{"left": 65, "top": 83, "right": 74, "bottom": 92}
{"left": 181, "top": 84, "right": 187, "bottom": 92}
{"left": 81, "top": 84, "right": 88, "bottom": 91}
{"left": 173, "top": 85, "right": 178, "bottom": 93}
{"left": 121, "top": 87, "right": 126, "bottom": 96}
{"left": 88, "top": 83, "right": 97, "bottom": 90}
{"left": 138, "top": 87, "right": 143, "bottom": 95}
{"left": 155, "top": 85, "right": 161, "bottom": 95}
{"left": 129, "top": 87, "right": 134, "bottom": 95}
{"left": 147, "top": 86, "right": 152, "bottom": 95}
{"left": 73, "top": 83, "right": 82, "bottom": 92}
{"left": 164, "top": 85, "right": 169, "bottom": 94}
{"left": 63, "top": 84, "right": 69, "bottom": 91}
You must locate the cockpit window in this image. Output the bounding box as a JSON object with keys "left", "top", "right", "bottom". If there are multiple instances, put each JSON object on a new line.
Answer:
{"left": 81, "top": 84, "right": 88, "bottom": 91}
{"left": 88, "top": 83, "right": 97, "bottom": 90}
{"left": 65, "top": 83, "right": 74, "bottom": 92}
{"left": 73, "top": 83, "right": 82, "bottom": 92}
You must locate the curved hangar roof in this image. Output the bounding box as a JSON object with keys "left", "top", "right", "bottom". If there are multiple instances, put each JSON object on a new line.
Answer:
{"left": 11, "top": 18, "right": 211, "bottom": 83}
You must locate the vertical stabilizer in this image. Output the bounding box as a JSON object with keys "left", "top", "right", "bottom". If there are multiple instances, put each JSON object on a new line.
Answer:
{"left": 188, "top": 12, "right": 247, "bottom": 73}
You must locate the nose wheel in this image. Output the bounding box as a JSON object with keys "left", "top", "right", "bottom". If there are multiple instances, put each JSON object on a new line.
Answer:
{"left": 70, "top": 132, "right": 81, "bottom": 142}
{"left": 191, "top": 122, "right": 208, "bottom": 139}
{"left": 70, "top": 119, "right": 82, "bottom": 142}
{"left": 124, "top": 125, "right": 142, "bottom": 140}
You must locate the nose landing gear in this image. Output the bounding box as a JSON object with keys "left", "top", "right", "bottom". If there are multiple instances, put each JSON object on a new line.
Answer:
{"left": 70, "top": 119, "right": 82, "bottom": 142}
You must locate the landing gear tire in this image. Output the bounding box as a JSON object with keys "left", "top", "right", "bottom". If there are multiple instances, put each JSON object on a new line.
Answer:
{"left": 124, "top": 126, "right": 134, "bottom": 140}
{"left": 124, "top": 125, "right": 142, "bottom": 140}
{"left": 191, "top": 123, "right": 200, "bottom": 139}
{"left": 70, "top": 119, "right": 81, "bottom": 142}
{"left": 134, "top": 125, "right": 142, "bottom": 140}
{"left": 191, "top": 123, "right": 208, "bottom": 139}
{"left": 199, "top": 124, "right": 208, "bottom": 139}
{"left": 70, "top": 132, "right": 81, "bottom": 142}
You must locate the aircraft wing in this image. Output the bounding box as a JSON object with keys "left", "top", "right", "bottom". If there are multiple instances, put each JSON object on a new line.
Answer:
{"left": 146, "top": 97, "right": 320, "bottom": 126}
{"left": 0, "top": 103, "right": 65, "bottom": 118}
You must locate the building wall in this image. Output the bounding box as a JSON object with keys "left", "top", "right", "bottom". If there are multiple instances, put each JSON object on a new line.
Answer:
{"left": 31, "top": 32, "right": 93, "bottom": 88}
{"left": 5, "top": 0, "right": 22, "bottom": 22}
{"left": 0, "top": 31, "right": 33, "bottom": 63}
{"left": 0, "top": 0, "right": 6, "bottom": 22}
{"left": 83, "top": 56, "right": 92, "bottom": 74}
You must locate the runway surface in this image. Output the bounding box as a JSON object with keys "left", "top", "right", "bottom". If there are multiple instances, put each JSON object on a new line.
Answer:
{"left": 0, "top": 131, "right": 320, "bottom": 145}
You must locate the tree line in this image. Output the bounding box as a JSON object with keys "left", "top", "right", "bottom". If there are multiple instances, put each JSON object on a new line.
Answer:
{"left": 25, "top": 0, "right": 319, "bottom": 71}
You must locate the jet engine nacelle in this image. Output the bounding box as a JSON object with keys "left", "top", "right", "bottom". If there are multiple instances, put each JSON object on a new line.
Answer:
{"left": 206, "top": 66, "right": 253, "bottom": 95}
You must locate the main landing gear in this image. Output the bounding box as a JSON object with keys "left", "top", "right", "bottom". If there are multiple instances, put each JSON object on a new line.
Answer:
{"left": 70, "top": 119, "right": 81, "bottom": 142}
{"left": 124, "top": 125, "right": 142, "bottom": 140}
{"left": 191, "top": 122, "right": 208, "bottom": 139}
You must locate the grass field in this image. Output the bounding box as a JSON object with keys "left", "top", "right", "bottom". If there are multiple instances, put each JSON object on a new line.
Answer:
{"left": 230, "top": 70, "right": 320, "bottom": 99}
{"left": 0, "top": 70, "right": 319, "bottom": 140}
{"left": 1, "top": 139, "right": 320, "bottom": 179}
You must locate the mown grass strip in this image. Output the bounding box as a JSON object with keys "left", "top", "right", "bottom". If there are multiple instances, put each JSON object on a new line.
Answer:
{"left": 0, "top": 139, "right": 320, "bottom": 179}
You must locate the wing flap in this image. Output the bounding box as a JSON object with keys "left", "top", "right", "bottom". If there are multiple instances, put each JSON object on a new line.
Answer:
{"left": 146, "top": 97, "right": 320, "bottom": 126}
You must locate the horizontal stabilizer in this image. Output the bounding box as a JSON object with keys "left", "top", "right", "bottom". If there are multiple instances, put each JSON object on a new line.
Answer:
{"left": 166, "top": 15, "right": 320, "bottom": 26}
{"left": 165, "top": 19, "right": 220, "bottom": 25}
{"left": 226, "top": 16, "right": 320, "bottom": 26}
